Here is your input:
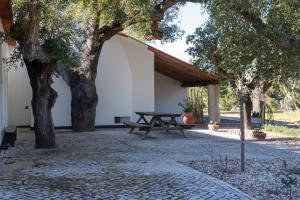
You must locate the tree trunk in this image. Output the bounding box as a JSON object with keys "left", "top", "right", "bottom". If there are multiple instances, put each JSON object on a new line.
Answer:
{"left": 239, "top": 95, "right": 246, "bottom": 172}
{"left": 244, "top": 93, "right": 252, "bottom": 129}
{"left": 68, "top": 71, "right": 98, "bottom": 132}
{"left": 252, "top": 87, "right": 261, "bottom": 117}
{"left": 260, "top": 100, "right": 265, "bottom": 125}
{"left": 59, "top": 39, "right": 102, "bottom": 132}
{"left": 59, "top": 22, "right": 122, "bottom": 132}
{"left": 25, "top": 59, "right": 57, "bottom": 148}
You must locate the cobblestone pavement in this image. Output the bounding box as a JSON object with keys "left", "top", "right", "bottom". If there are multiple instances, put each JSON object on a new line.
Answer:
{"left": 1, "top": 128, "right": 298, "bottom": 199}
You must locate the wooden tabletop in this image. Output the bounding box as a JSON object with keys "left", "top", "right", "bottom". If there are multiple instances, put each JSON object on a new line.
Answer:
{"left": 136, "top": 112, "right": 181, "bottom": 117}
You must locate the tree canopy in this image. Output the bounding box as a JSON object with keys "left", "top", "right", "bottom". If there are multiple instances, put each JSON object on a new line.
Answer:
{"left": 8, "top": 0, "right": 83, "bottom": 69}
{"left": 187, "top": 0, "right": 300, "bottom": 92}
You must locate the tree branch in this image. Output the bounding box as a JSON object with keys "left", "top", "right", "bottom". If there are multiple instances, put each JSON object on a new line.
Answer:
{"left": 23, "top": 0, "right": 49, "bottom": 62}
{"left": 150, "top": 0, "right": 207, "bottom": 39}
{"left": 239, "top": 10, "right": 299, "bottom": 52}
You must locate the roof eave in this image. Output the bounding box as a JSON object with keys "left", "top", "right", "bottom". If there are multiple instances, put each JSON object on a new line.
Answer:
{"left": 181, "top": 81, "right": 219, "bottom": 87}
{"left": 0, "top": 0, "right": 16, "bottom": 46}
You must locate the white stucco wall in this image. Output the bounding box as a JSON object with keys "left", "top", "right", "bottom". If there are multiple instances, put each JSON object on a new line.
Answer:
{"left": 7, "top": 35, "right": 154, "bottom": 127}
{"left": 51, "top": 36, "right": 137, "bottom": 126}
{"left": 7, "top": 62, "right": 32, "bottom": 126}
{"left": 118, "top": 36, "right": 155, "bottom": 121}
{"left": 7, "top": 66, "right": 72, "bottom": 128}
{"left": 6, "top": 34, "right": 183, "bottom": 127}
{"left": 52, "top": 75, "right": 72, "bottom": 126}
{"left": 0, "top": 20, "right": 9, "bottom": 138}
{"left": 95, "top": 36, "right": 133, "bottom": 125}
{"left": 155, "top": 72, "right": 187, "bottom": 117}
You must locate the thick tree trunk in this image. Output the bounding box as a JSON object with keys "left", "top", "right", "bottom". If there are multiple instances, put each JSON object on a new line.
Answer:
{"left": 25, "top": 59, "right": 57, "bottom": 148}
{"left": 252, "top": 83, "right": 271, "bottom": 125}
{"left": 59, "top": 22, "right": 122, "bottom": 132}
{"left": 252, "top": 87, "right": 261, "bottom": 117}
{"left": 60, "top": 41, "right": 101, "bottom": 132}
{"left": 68, "top": 72, "right": 98, "bottom": 132}
{"left": 244, "top": 93, "right": 252, "bottom": 129}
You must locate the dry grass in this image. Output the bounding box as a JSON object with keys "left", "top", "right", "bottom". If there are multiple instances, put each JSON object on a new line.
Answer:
{"left": 221, "top": 111, "right": 300, "bottom": 123}
{"left": 272, "top": 112, "right": 300, "bottom": 123}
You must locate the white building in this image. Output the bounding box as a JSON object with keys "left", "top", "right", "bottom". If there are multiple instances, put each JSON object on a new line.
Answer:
{"left": 6, "top": 33, "right": 220, "bottom": 128}
{"left": 0, "top": 0, "right": 15, "bottom": 139}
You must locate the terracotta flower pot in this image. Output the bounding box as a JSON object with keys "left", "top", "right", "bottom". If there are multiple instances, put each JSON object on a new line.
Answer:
{"left": 182, "top": 112, "right": 195, "bottom": 124}
{"left": 252, "top": 130, "right": 266, "bottom": 140}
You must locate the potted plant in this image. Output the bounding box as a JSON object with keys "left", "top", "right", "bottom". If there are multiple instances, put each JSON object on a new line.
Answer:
{"left": 252, "top": 128, "right": 267, "bottom": 140}
{"left": 208, "top": 121, "right": 220, "bottom": 131}
{"left": 178, "top": 98, "right": 195, "bottom": 124}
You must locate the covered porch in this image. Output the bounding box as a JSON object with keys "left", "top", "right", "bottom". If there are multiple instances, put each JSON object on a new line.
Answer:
{"left": 149, "top": 46, "right": 220, "bottom": 123}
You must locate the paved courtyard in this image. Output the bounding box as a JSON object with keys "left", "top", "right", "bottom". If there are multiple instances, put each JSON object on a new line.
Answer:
{"left": 0, "top": 127, "right": 299, "bottom": 199}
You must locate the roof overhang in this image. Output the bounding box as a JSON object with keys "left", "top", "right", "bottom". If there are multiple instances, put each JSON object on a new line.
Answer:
{"left": 0, "top": 0, "right": 16, "bottom": 46}
{"left": 118, "top": 33, "right": 219, "bottom": 87}
{"left": 148, "top": 46, "right": 219, "bottom": 87}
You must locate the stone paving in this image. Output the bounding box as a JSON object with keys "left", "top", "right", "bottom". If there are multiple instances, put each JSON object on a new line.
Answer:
{"left": 0, "top": 128, "right": 299, "bottom": 199}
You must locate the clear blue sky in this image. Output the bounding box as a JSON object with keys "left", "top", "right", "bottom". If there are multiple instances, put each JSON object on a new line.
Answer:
{"left": 150, "top": 3, "right": 208, "bottom": 62}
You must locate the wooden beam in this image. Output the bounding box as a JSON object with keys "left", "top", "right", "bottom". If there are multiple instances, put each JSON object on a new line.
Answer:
{"left": 154, "top": 56, "right": 219, "bottom": 84}
{"left": 181, "top": 81, "right": 219, "bottom": 87}
{"left": 149, "top": 46, "right": 219, "bottom": 81}
{"left": 0, "top": 0, "right": 12, "bottom": 19}
{"left": 1, "top": 18, "right": 16, "bottom": 46}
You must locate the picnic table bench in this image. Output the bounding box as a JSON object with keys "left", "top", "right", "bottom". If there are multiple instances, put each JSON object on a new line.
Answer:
{"left": 124, "top": 112, "right": 186, "bottom": 139}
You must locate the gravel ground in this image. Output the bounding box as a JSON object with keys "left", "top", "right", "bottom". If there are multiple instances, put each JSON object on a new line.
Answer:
{"left": 185, "top": 158, "right": 300, "bottom": 200}
{"left": 186, "top": 125, "right": 300, "bottom": 200}
{"left": 184, "top": 126, "right": 300, "bottom": 200}
{"left": 0, "top": 127, "right": 299, "bottom": 199}
{"left": 0, "top": 128, "right": 256, "bottom": 199}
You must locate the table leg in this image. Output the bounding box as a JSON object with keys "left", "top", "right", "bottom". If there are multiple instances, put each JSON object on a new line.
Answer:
{"left": 180, "top": 128, "right": 187, "bottom": 138}
{"left": 137, "top": 115, "right": 149, "bottom": 124}
{"left": 156, "top": 117, "right": 166, "bottom": 128}
{"left": 170, "top": 116, "right": 186, "bottom": 138}
{"left": 141, "top": 116, "right": 157, "bottom": 139}
{"left": 149, "top": 116, "right": 156, "bottom": 125}
{"left": 143, "top": 129, "right": 151, "bottom": 139}
{"left": 129, "top": 127, "right": 135, "bottom": 134}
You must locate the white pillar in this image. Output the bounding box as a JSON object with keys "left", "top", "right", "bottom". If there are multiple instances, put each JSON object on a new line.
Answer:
{"left": 208, "top": 84, "right": 220, "bottom": 123}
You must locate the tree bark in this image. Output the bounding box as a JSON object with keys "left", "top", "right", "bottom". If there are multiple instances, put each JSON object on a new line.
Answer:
{"left": 252, "top": 83, "right": 271, "bottom": 125}
{"left": 252, "top": 87, "right": 261, "bottom": 117}
{"left": 65, "top": 70, "right": 98, "bottom": 132}
{"left": 18, "top": 0, "right": 58, "bottom": 148}
{"left": 59, "top": 21, "right": 122, "bottom": 132}
{"left": 60, "top": 40, "right": 102, "bottom": 132}
{"left": 244, "top": 93, "right": 252, "bottom": 129}
{"left": 25, "top": 59, "right": 57, "bottom": 148}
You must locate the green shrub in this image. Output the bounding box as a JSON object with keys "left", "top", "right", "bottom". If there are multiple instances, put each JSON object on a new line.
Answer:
{"left": 268, "top": 98, "right": 281, "bottom": 112}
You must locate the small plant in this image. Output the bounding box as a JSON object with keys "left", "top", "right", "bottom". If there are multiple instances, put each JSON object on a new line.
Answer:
{"left": 208, "top": 121, "right": 220, "bottom": 131}
{"left": 209, "top": 121, "right": 220, "bottom": 125}
{"left": 178, "top": 98, "right": 193, "bottom": 113}
{"left": 179, "top": 98, "right": 196, "bottom": 124}
{"left": 277, "top": 160, "right": 298, "bottom": 200}
{"left": 278, "top": 171, "right": 297, "bottom": 200}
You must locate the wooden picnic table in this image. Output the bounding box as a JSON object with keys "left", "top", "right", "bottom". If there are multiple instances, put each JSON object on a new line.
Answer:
{"left": 125, "top": 112, "right": 186, "bottom": 139}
